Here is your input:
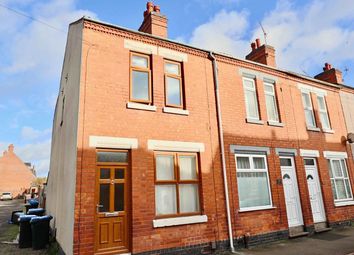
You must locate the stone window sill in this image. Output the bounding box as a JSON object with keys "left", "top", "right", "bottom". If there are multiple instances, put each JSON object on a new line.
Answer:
{"left": 127, "top": 102, "right": 156, "bottom": 112}
{"left": 246, "top": 118, "right": 264, "bottom": 125}
{"left": 239, "top": 206, "right": 276, "bottom": 213}
{"left": 153, "top": 215, "right": 208, "bottom": 228}
{"left": 307, "top": 127, "right": 321, "bottom": 132}
{"left": 323, "top": 129, "right": 335, "bottom": 134}
{"left": 267, "top": 121, "right": 284, "bottom": 127}
{"left": 334, "top": 200, "right": 354, "bottom": 207}
{"left": 163, "top": 107, "right": 189, "bottom": 116}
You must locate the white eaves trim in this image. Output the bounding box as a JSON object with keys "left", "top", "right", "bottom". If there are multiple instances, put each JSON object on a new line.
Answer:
{"left": 148, "top": 140, "right": 205, "bottom": 152}
{"left": 297, "top": 83, "right": 327, "bottom": 96}
{"left": 300, "top": 149, "right": 320, "bottom": 158}
{"left": 323, "top": 151, "right": 348, "bottom": 159}
{"left": 124, "top": 39, "right": 157, "bottom": 55}
{"left": 89, "top": 136, "right": 138, "bottom": 149}
{"left": 153, "top": 215, "right": 207, "bottom": 228}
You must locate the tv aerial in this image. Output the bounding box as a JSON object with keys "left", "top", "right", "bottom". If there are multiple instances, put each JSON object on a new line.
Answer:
{"left": 259, "top": 21, "right": 268, "bottom": 46}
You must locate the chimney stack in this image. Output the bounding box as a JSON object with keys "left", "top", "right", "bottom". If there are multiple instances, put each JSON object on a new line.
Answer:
{"left": 8, "top": 144, "right": 14, "bottom": 153}
{"left": 139, "top": 2, "right": 168, "bottom": 38}
{"left": 246, "top": 38, "right": 276, "bottom": 67}
{"left": 314, "top": 63, "right": 343, "bottom": 84}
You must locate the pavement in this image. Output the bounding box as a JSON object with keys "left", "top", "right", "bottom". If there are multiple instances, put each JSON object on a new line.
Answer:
{"left": 232, "top": 227, "right": 354, "bottom": 255}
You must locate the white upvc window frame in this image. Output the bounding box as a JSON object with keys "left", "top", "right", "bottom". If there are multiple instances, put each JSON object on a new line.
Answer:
{"left": 301, "top": 91, "right": 317, "bottom": 128}
{"left": 264, "top": 81, "right": 279, "bottom": 122}
{"left": 235, "top": 153, "right": 273, "bottom": 211}
{"left": 242, "top": 77, "right": 260, "bottom": 121}
{"left": 317, "top": 95, "right": 331, "bottom": 130}
{"left": 328, "top": 158, "right": 353, "bottom": 203}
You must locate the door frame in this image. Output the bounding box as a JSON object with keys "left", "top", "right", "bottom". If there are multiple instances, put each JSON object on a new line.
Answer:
{"left": 280, "top": 156, "right": 304, "bottom": 227}
{"left": 94, "top": 149, "right": 131, "bottom": 255}
{"left": 303, "top": 157, "right": 327, "bottom": 223}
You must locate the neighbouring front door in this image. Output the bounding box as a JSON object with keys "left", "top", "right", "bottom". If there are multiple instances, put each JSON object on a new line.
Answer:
{"left": 95, "top": 164, "right": 130, "bottom": 254}
{"left": 280, "top": 156, "right": 304, "bottom": 227}
{"left": 304, "top": 158, "right": 326, "bottom": 223}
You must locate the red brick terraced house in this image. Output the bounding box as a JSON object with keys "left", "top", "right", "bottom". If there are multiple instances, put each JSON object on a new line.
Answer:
{"left": 46, "top": 2, "right": 354, "bottom": 255}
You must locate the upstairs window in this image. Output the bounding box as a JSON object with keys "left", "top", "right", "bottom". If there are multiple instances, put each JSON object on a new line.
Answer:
{"left": 243, "top": 77, "right": 260, "bottom": 120}
{"left": 317, "top": 95, "right": 331, "bottom": 130}
{"left": 130, "top": 53, "right": 151, "bottom": 103}
{"left": 328, "top": 158, "right": 353, "bottom": 202}
{"left": 301, "top": 92, "right": 316, "bottom": 128}
{"left": 165, "top": 61, "right": 183, "bottom": 108}
{"left": 264, "top": 82, "right": 279, "bottom": 122}
{"left": 155, "top": 152, "right": 200, "bottom": 217}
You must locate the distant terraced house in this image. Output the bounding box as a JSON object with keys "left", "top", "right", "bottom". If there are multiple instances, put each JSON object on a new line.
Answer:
{"left": 46, "top": 2, "right": 354, "bottom": 255}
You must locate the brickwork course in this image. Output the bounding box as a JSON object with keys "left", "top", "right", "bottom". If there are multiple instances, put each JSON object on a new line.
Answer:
{"left": 47, "top": 2, "right": 354, "bottom": 255}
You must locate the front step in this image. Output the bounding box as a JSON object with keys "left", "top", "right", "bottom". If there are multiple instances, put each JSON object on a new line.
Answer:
{"left": 289, "top": 225, "right": 309, "bottom": 238}
{"left": 314, "top": 222, "right": 332, "bottom": 233}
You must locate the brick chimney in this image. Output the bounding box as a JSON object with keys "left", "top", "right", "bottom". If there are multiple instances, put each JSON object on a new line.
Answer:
{"left": 139, "top": 2, "right": 168, "bottom": 38}
{"left": 246, "top": 38, "right": 276, "bottom": 67}
{"left": 8, "top": 144, "right": 14, "bottom": 153}
{"left": 314, "top": 63, "right": 343, "bottom": 84}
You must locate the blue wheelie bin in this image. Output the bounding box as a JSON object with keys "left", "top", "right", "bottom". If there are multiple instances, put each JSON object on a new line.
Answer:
{"left": 19, "top": 215, "right": 36, "bottom": 248}
{"left": 30, "top": 215, "right": 53, "bottom": 250}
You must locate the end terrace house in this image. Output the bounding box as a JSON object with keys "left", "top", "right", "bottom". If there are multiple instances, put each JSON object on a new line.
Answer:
{"left": 46, "top": 2, "right": 354, "bottom": 255}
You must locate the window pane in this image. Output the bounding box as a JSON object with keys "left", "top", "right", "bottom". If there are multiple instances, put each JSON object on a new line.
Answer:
{"left": 335, "top": 179, "right": 347, "bottom": 199}
{"left": 305, "top": 109, "right": 315, "bottom": 127}
{"left": 245, "top": 90, "right": 259, "bottom": 119}
{"left": 179, "top": 184, "right": 200, "bottom": 213}
{"left": 179, "top": 155, "right": 197, "bottom": 180}
{"left": 320, "top": 112, "right": 330, "bottom": 129}
{"left": 237, "top": 172, "right": 271, "bottom": 208}
{"left": 114, "top": 184, "right": 124, "bottom": 211}
{"left": 331, "top": 179, "right": 337, "bottom": 200}
{"left": 344, "top": 179, "right": 352, "bottom": 198}
{"left": 97, "top": 152, "right": 128, "bottom": 163}
{"left": 243, "top": 79, "right": 255, "bottom": 89}
{"left": 132, "top": 70, "right": 149, "bottom": 101}
{"left": 132, "top": 55, "right": 148, "bottom": 68}
{"left": 304, "top": 159, "right": 315, "bottom": 166}
{"left": 341, "top": 160, "right": 348, "bottom": 177}
{"left": 100, "top": 168, "right": 110, "bottom": 179}
{"left": 265, "top": 94, "right": 278, "bottom": 122}
{"left": 332, "top": 160, "right": 343, "bottom": 177}
{"left": 317, "top": 96, "right": 326, "bottom": 110}
{"left": 166, "top": 77, "right": 181, "bottom": 106}
{"left": 253, "top": 157, "right": 266, "bottom": 169}
{"left": 99, "top": 184, "right": 110, "bottom": 212}
{"left": 156, "top": 155, "right": 175, "bottom": 181}
{"left": 302, "top": 93, "right": 311, "bottom": 108}
{"left": 165, "top": 62, "right": 180, "bottom": 75}
{"left": 155, "top": 185, "right": 177, "bottom": 215}
{"left": 280, "top": 158, "right": 292, "bottom": 166}
{"left": 236, "top": 157, "right": 250, "bottom": 169}
{"left": 115, "top": 168, "right": 124, "bottom": 179}
{"left": 328, "top": 160, "right": 333, "bottom": 178}
{"left": 264, "top": 83, "right": 274, "bottom": 93}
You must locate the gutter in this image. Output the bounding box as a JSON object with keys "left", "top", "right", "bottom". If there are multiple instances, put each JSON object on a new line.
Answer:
{"left": 209, "top": 52, "right": 238, "bottom": 254}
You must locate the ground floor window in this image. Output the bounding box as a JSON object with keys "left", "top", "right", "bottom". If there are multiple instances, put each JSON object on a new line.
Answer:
{"left": 154, "top": 152, "right": 200, "bottom": 217}
{"left": 328, "top": 158, "right": 353, "bottom": 202}
{"left": 235, "top": 153, "right": 272, "bottom": 210}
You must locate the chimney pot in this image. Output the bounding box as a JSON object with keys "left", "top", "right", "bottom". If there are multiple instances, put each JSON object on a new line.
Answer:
{"left": 154, "top": 5, "right": 160, "bottom": 13}
{"left": 8, "top": 144, "right": 14, "bottom": 152}
{"left": 255, "top": 38, "right": 261, "bottom": 48}
{"left": 251, "top": 42, "right": 256, "bottom": 51}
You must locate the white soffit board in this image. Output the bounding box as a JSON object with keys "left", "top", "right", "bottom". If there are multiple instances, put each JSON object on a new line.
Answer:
{"left": 153, "top": 215, "right": 208, "bottom": 228}
{"left": 323, "top": 151, "right": 348, "bottom": 159}
{"left": 158, "top": 47, "right": 188, "bottom": 62}
{"left": 89, "top": 136, "right": 138, "bottom": 149}
{"left": 148, "top": 140, "right": 204, "bottom": 152}
{"left": 297, "top": 83, "right": 327, "bottom": 96}
{"left": 124, "top": 39, "right": 157, "bottom": 55}
{"left": 300, "top": 149, "right": 320, "bottom": 158}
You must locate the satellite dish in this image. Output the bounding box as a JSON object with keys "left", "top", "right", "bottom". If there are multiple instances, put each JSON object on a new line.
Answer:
{"left": 347, "top": 133, "right": 354, "bottom": 143}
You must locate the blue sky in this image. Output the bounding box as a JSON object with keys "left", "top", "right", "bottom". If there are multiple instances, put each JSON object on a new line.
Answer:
{"left": 0, "top": 0, "right": 353, "bottom": 177}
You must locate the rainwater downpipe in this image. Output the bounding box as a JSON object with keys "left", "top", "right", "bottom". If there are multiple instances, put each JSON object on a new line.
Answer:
{"left": 209, "top": 52, "right": 237, "bottom": 254}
